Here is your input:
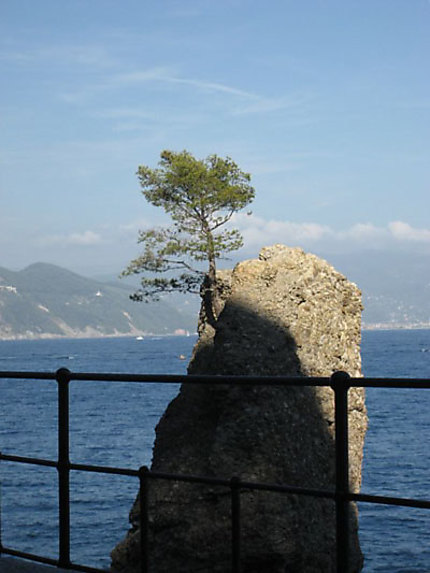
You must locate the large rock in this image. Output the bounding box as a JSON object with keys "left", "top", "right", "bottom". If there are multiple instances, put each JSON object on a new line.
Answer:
{"left": 111, "top": 245, "right": 367, "bottom": 572}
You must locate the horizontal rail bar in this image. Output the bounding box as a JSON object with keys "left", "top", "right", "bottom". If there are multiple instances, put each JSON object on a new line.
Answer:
{"left": 0, "top": 371, "right": 329, "bottom": 385}
{"left": 1, "top": 368, "right": 429, "bottom": 573}
{"left": 0, "top": 453, "right": 57, "bottom": 468}
{"left": 0, "top": 454, "right": 141, "bottom": 477}
{"left": 145, "top": 469, "right": 337, "bottom": 499}
{"left": 348, "top": 378, "right": 430, "bottom": 389}
{"left": 1, "top": 546, "right": 59, "bottom": 566}
{"left": 0, "top": 371, "right": 57, "bottom": 380}
{"left": 350, "top": 492, "right": 430, "bottom": 510}
{"left": 71, "top": 462, "right": 139, "bottom": 477}
{"left": 1, "top": 370, "right": 429, "bottom": 389}
{"left": 134, "top": 469, "right": 430, "bottom": 510}
{"left": 1, "top": 547, "right": 105, "bottom": 572}
{"left": 3, "top": 454, "right": 427, "bottom": 510}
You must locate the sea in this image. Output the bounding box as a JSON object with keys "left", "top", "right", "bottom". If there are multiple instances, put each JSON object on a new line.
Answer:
{"left": 0, "top": 330, "right": 429, "bottom": 572}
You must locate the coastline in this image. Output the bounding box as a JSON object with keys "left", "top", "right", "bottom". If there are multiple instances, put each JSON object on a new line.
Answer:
{"left": 1, "top": 325, "right": 429, "bottom": 342}
{"left": 362, "top": 322, "right": 430, "bottom": 331}
{"left": 0, "top": 331, "right": 195, "bottom": 342}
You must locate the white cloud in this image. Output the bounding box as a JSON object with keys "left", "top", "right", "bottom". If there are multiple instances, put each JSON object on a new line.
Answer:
{"left": 111, "top": 67, "right": 175, "bottom": 87}
{"left": 231, "top": 214, "right": 430, "bottom": 252}
{"left": 118, "top": 218, "right": 165, "bottom": 236}
{"left": 341, "top": 223, "right": 388, "bottom": 242}
{"left": 61, "top": 66, "right": 260, "bottom": 107}
{"left": 388, "top": 221, "right": 430, "bottom": 242}
{"left": 110, "top": 68, "right": 259, "bottom": 100}
{"left": 0, "top": 43, "right": 117, "bottom": 69}
{"left": 231, "top": 214, "right": 333, "bottom": 248}
{"left": 68, "top": 231, "right": 103, "bottom": 245}
{"left": 170, "top": 77, "right": 258, "bottom": 99}
{"left": 40, "top": 230, "right": 103, "bottom": 247}
{"left": 59, "top": 65, "right": 314, "bottom": 121}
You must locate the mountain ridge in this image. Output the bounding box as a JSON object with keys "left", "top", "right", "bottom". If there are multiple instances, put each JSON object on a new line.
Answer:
{"left": 322, "top": 251, "right": 430, "bottom": 329}
{"left": 1, "top": 252, "right": 429, "bottom": 340}
{"left": 0, "top": 263, "right": 197, "bottom": 340}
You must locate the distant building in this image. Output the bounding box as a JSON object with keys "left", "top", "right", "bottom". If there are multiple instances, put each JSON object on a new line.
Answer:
{"left": 0, "top": 285, "right": 17, "bottom": 294}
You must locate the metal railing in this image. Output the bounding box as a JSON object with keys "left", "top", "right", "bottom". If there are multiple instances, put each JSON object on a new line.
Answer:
{"left": 0, "top": 368, "right": 429, "bottom": 572}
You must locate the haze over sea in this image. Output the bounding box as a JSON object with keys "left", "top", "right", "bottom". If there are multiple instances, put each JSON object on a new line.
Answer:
{"left": 0, "top": 330, "right": 429, "bottom": 572}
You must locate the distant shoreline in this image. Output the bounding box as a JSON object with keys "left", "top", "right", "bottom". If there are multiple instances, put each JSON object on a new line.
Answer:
{"left": 1, "top": 325, "right": 429, "bottom": 342}
{"left": 362, "top": 323, "right": 430, "bottom": 331}
{"left": 0, "top": 331, "right": 195, "bottom": 342}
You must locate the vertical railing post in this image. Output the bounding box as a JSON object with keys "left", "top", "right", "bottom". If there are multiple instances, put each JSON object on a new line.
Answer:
{"left": 0, "top": 457, "right": 3, "bottom": 557}
{"left": 139, "top": 466, "right": 150, "bottom": 573}
{"left": 331, "top": 370, "right": 351, "bottom": 573}
{"left": 231, "top": 476, "right": 241, "bottom": 573}
{"left": 56, "top": 368, "right": 71, "bottom": 569}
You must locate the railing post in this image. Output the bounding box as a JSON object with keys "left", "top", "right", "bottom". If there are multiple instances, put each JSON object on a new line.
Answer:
{"left": 139, "top": 466, "right": 150, "bottom": 573}
{"left": 0, "top": 455, "right": 3, "bottom": 557}
{"left": 231, "top": 476, "right": 241, "bottom": 573}
{"left": 56, "top": 368, "right": 71, "bottom": 569}
{"left": 331, "top": 370, "right": 351, "bottom": 573}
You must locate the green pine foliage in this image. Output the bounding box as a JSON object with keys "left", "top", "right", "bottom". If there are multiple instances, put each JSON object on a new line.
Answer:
{"left": 123, "top": 150, "right": 255, "bottom": 325}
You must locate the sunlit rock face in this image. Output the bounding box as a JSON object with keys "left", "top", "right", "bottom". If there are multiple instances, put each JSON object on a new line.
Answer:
{"left": 111, "top": 245, "right": 367, "bottom": 573}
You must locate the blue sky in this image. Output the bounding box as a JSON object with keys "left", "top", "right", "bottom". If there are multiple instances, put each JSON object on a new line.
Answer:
{"left": 1, "top": 0, "right": 429, "bottom": 276}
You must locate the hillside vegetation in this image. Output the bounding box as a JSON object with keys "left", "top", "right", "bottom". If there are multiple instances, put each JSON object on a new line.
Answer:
{"left": 1, "top": 251, "right": 429, "bottom": 339}
{"left": 0, "top": 263, "right": 197, "bottom": 339}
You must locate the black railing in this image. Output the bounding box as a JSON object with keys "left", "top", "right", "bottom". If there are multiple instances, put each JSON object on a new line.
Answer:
{"left": 0, "top": 368, "right": 429, "bottom": 572}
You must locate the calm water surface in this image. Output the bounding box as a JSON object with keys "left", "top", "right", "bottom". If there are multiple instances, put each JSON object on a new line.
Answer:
{"left": 0, "top": 330, "right": 429, "bottom": 572}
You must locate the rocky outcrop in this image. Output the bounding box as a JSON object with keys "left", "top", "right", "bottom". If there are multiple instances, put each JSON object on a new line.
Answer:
{"left": 111, "top": 245, "right": 367, "bottom": 572}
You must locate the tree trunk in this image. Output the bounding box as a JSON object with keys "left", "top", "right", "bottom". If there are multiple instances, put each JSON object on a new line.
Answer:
{"left": 202, "top": 236, "right": 222, "bottom": 328}
{"left": 199, "top": 224, "right": 220, "bottom": 328}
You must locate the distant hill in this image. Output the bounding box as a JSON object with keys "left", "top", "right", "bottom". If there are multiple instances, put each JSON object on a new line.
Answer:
{"left": 1, "top": 251, "right": 429, "bottom": 339}
{"left": 0, "top": 263, "right": 198, "bottom": 340}
{"left": 323, "top": 251, "right": 430, "bottom": 328}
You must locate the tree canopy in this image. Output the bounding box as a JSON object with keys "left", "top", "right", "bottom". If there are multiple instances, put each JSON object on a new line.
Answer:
{"left": 123, "top": 149, "right": 255, "bottom": 325}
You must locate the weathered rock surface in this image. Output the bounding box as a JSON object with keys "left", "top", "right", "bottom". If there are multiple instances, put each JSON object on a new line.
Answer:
{"left": 111, "top": 245, "right": 367, "bottom": 572}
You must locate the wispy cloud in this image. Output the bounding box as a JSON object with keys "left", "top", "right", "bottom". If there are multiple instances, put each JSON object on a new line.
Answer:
{"left": 341, "top": 223, "right": 388, "bottom": 242}
{"left": 118, "top": 218, "right": 163, "bottom": 236}
{"left": 122, "top": 212, "right": 430, "bottom": 251}
{"left": 0, "top": 43, "right": 118, "bottom": 69}
{"left": 232, "top": 93, "right": 314, "bottom": 116}
{"left": 388, "top": 221, "right": 430, "bottom": 242}
{"left": 44, "top": 48, "right": 313, "bottom": 124}
{"left": 232, "top": 214, "right": 332, "bottom": 247}
{"left": 61, "top": 66, "right": 261, "bottom": 106}
{"left": 231, "top": 214, "right": 430, "bottom": 252}
{"left": 114, "top": 69, "right": 259, "bottom": 99}
{"left": 92, "top": 105, "right": 207, "bottom": 133}
{"left": 166, "top": 77, "right": 259, "bottom": 99}
{"left": 39, "top": 231, "right": 103, "bottom": 247}
{"left": 58, "top": 62, "right": 315, "bottom": 121}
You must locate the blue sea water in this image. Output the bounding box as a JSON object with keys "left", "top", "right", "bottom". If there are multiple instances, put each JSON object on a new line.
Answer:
{"left": 0, "top": 330, "right": 429, "bottom": 572}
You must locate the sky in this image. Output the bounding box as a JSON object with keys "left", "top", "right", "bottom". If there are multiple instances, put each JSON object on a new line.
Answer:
{"left": 1, "top": 0, "right": 429, "bottom": 277}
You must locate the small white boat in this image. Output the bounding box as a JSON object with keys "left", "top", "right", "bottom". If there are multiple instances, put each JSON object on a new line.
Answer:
{"left": 136, "top": 336, "right": 144, "bottom": 341}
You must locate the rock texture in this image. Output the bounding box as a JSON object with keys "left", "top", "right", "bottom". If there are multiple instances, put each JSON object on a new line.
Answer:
{"left": 111, "top": 245, "right": 367, "bottom": 573}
